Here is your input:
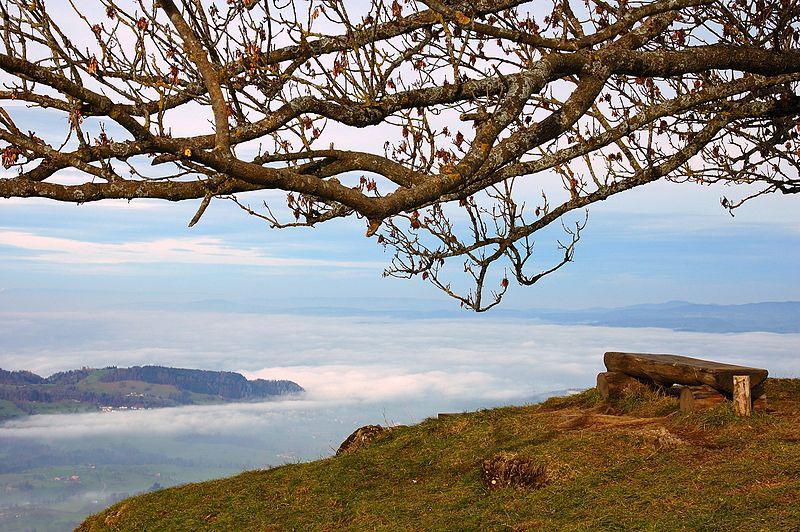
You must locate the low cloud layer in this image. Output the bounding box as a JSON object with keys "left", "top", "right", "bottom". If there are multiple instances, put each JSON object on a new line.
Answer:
{"left": 0, "top": 399, "right": 325, "bottom": 439}
{"left": 2, "top": 307, "right": 798, "bottom": 442}
{"left": 3, "top": 309, "right": 797, "bottom": 406}
{"left": 245, "top": 365, "right": 524, "bottom": 402}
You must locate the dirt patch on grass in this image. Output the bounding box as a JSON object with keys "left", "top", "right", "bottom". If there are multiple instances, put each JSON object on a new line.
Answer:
{"left": 556, "top": 410, "right": 664, "bottom": 431}
{"left": 629, "top": 426, "right": 684, "bottom": 448}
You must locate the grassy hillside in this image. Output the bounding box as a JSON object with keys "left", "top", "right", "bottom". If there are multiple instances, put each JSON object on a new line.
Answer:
{"left": 80, "top": 379, "right": 800, "bottom": 531}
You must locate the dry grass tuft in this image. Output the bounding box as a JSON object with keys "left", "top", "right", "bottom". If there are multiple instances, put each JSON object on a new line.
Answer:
{"left": 102, "top": 503, "right": 127, "bottom": 527}
{"left": 444, "top": 418, "right": 470, "bottom": 435}
{"left": 336, "top": 425, "right": 395, "bottom": 455}
{"left": 611, "top": 386, "right": 680, "bottom": 417}
{"left": 480, "top": 452, "right": 548, "bottom": 491}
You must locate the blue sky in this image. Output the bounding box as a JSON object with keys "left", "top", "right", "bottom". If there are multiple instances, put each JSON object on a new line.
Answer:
{"left": 0, "top": 175, "right": 797, "bottom": 311}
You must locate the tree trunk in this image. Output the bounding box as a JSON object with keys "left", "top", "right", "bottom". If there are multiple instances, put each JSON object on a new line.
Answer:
{"left": 733, "top": 375, "right": 752, "bottom": 417}
{"left": 596, "top": 371, "right": 654, "bottom": 399}
{"left": 679, "top": 385, "right": 726, "bottom": 413}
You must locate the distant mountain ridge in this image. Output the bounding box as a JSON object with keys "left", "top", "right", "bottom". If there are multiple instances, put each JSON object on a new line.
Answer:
{"left": 83, "top": 298, "right": 800, "bottom": 333}
{"left": 301, "top": 300, "right": 800, "bottom": 334}
{"left": 0, "top": 366, "right": 303, "bottom": 421}
{"left": 252, "top": 300, "right": 799, "bottom": 333}
{"left": 1, "top": 289, "right": 794, "bottom": 333}
{"left": 520, "top": 301, "right": 800, "bottom": 333}
{"left": 106, "top": 298, "right": 799, "bottom": 333}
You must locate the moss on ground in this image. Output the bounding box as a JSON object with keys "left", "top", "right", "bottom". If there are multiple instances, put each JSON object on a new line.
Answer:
{"left": 80, "top": 379, "right": 800, "bottom": 531}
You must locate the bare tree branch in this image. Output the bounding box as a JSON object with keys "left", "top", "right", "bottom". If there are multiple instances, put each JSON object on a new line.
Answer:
{"left": 0, "top": 0, "right": 797, "bottom": 310}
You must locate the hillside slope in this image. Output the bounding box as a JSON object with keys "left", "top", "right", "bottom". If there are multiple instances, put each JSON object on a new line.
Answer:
{"left": 80, "top": 379, "right": 800, "bottom": 530}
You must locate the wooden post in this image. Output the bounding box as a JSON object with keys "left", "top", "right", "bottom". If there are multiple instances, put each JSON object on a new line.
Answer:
{"left": 733, "top": 375, "right": 752, "bottom": 417}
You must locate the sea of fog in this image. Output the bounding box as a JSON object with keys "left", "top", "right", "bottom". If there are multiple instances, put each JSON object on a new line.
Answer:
{"left": 1, "top": 311, "right": 799, "bottom": 531}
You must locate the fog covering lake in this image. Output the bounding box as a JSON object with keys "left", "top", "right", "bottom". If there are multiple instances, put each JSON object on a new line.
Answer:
{"left": 2, "top": 310, "right": 799, "bottom": 531}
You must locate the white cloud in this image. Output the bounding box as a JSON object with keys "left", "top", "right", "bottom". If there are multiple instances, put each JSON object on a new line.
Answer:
{"left": 0, "top": 229, "right": 378, "bottom": 269}
{"left": 245, "top": 364, "right": 524, "bottom": 402}
{"left": 0, "top": 197, "right": 166, "bottom": 210}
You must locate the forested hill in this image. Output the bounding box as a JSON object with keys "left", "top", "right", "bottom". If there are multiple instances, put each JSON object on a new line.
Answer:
{"left": 0, "top": 366, "right": 303, "bottom": 421}
{"left": 96, "top": 366, "right": 301, "bottom": 398}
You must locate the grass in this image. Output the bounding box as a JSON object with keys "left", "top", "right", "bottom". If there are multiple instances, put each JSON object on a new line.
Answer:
{"left": 25, "top": 400, "right": 100, "bottom": 416}
{"left": 79, "top": 379, "right": 800, "bottom": 531}
{"left": 0, "top": 398, "right": 97, "bottom": 419}
{"left": 77, "top": 379, "right": 182, "bottom": 399}
{"left": 0, "top": 399, "right": 25, "bottom": 419}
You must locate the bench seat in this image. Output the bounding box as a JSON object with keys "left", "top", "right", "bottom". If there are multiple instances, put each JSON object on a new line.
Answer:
{"left": 603, "top": 352, "right": 768, "bottom": 396}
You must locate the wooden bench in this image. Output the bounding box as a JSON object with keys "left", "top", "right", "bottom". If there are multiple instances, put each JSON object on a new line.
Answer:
{"left": 597, "top": 352, "right": 768, "bottom": 414}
